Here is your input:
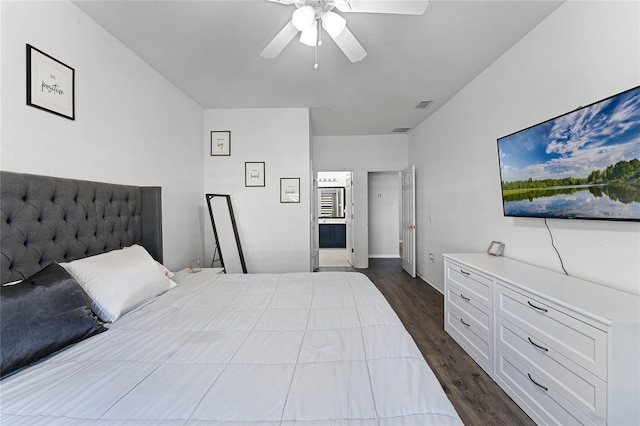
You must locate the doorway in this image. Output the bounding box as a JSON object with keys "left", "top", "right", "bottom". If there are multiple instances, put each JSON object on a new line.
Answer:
{"left": 367, "top": 171, "right": 402, "bottom": 260}
{"left": 367, "top": 166, "right": 415, "bottom": 277}
{"left": 317, "top": 171, "right": 353, "bottom": 267}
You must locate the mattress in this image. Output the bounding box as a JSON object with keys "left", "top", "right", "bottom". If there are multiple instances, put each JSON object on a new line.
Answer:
{"left": 0, "top": 271, "right": 463, "bottom": 425}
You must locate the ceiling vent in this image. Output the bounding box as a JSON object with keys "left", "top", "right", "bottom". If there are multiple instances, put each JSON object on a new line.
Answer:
{"left": 392, "top": 127, "right": 411, "bottom": 133}
{"left": 415, "top": 100, "right": 432, "bottom": 109}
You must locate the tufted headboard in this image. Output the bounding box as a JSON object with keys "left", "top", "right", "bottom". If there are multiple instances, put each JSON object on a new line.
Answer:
{"left": 0, "top": 171, "right": 163, "bottom": 284}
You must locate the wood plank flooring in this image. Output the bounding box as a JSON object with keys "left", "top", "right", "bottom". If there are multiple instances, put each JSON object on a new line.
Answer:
{"left": 319, "top": 258, "right": 535, "bottom": 426}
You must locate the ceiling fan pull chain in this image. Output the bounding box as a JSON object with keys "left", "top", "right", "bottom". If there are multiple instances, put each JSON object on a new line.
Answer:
{"left": 314, "top": 43, "right": 319, "bottom": 69}
{"left": 314, "top": 20, "right": 320, "bottom": 69}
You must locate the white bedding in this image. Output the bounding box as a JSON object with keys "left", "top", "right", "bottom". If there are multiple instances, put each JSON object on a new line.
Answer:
{"left": 0, "top": 271, "right": 462, "bottom": 425}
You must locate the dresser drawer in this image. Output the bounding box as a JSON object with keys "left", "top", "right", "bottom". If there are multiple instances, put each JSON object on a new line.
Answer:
{"left": 446, "top": 281, "right": 490, "bottom": 338}
{"left": 445, "top": 305, "right": 491, "bottom": 374}
{"left": 496, "top": 283, "right": 607, "bottom": 380}
{"left": 446, "top": 260, "right": 492, "bottom": 309}
{"left": 497, "top": 316, "right": 606, "bottom": 419}
{"left": 495, "top": 350, "right": 603, "bottom": 426}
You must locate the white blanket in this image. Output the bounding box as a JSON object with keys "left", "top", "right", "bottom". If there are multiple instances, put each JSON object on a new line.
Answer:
{"left": 0, "top": 271, "right": 462, "bottom": 425}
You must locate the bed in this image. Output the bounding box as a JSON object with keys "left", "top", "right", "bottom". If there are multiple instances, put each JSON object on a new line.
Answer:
{"left": 0, "top": 171, "right": 463, "bottom": 425}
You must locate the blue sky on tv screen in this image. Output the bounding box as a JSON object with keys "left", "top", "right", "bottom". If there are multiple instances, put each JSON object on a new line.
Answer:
{"left": 498, "top": 86, "right": 640, "bottom": 182}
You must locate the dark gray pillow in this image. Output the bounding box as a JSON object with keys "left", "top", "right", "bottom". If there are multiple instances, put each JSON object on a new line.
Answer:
{"left": 0, "top": 263, "right": 107, "bottom": 378}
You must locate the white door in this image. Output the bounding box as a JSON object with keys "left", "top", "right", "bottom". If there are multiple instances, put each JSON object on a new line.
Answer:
{"left": 401, "top": 165, "right": 416, "bottom": 277}
{"left": 345, "top": 173, "right": 354, "bottom": 266}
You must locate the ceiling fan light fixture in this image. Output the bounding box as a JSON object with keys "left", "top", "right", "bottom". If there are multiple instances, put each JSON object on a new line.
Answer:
{"left": 299, "top": 20, "right": 318, "bottom": 46}
{"left": 292, "top": 5, "right": 316, "bottom": 31}
{"left": 321, "top": 11, "right": 346, "bottom": 37}
{"left": 266, "top": 0, "right": 426, "bottom": 64}
{"left": 333, "top": 0, "right": 351, "bottom": 12}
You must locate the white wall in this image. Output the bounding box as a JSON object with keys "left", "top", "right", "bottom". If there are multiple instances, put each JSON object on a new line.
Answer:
{"left": 409, "top": 1, "right": 640, "bottom": 294}
{"left": 0, "top": 0, "right": 204, "bottom": 271}
{"left": 368, "top": 171, "right": 400, "bottom": 258}
{"left": 313, "top": 135, "right": 408, "bottom": 267}
{"left": 203, "top": 108, "right": 311, "bottom": 273}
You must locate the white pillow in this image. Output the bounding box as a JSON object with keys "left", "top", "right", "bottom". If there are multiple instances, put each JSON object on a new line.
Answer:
{"left": 61, "top": 245, "right": 173, "bottom": 322}
{"left": 156, "top": 261, "right": 175, "bottom": 278}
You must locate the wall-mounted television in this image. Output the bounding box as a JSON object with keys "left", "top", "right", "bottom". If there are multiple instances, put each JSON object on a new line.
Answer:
{"left": 497, "top": 86, "right": 640, "bottom": 222}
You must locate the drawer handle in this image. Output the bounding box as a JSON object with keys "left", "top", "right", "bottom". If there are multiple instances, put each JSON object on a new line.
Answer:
{"left": 527, "top": 301, "right": 548, "bottom": 313}
{"left": 528, "top": 337, "right": 549, "bottom": 352}
{"left": 527, "top": 373, "right": 549, "bottom": 391}
{"left": 460, "top": 318, "right": 471, "bottom": 327}
{"left": 460, "top": 293, "right": 471, "bottom": 301}
{"left": 460, "top": 269, "right": 471, "bottom": 276}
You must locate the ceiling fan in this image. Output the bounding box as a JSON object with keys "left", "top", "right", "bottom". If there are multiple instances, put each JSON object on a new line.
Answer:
{"left": 261, "top": 0, "right": 429, "bottom": 67}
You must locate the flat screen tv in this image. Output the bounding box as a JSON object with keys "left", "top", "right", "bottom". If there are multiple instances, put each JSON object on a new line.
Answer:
{"left": 497, "top": 86, "right": 640, "bottom": 222}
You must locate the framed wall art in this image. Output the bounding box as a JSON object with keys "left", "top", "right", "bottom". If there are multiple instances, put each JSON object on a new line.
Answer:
{"left": 487, "top": 241, "right": 505, "bottom": 256}
{"left": 211, "top": 131, "right": 230, "bottom": 156}
{"left": 245, "top": 162, "right": 265, "bottom": 187}
{"left": 280, "top": 178, "right": 300, "bottom": 203}
{"left": 26, "top": 44, "right": 75, "bottom": 120}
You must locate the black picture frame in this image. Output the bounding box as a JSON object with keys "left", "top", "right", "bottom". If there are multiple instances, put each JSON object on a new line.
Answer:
{"left": 245, "top": 162, "right": 265, "bottom": 187}
{"left": 26, "top": 44, "right": 75, "bottom": 120}
{"left": 280, "top": 178, "right": 300, "bottom": 203}
{"left": 211, "top": 131, "right": 231, "bottom": 156}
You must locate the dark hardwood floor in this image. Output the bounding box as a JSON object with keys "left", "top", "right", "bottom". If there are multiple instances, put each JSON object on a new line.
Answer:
{"left": 319, "top": 258, "right": 535, "bottom": 426}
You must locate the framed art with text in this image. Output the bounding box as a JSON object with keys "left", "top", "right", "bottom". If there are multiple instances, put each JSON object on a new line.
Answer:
{"left": 26, "top": 44, "right": 75, "bottom": 120}
{"left": 211, "top": 131, "right": 231, "bottom": 156}
{"left": 245, "top": 162, "right": 265, "bottom": 187}
{"left": 280, "top": 178, "right": 300, "bottom": 203}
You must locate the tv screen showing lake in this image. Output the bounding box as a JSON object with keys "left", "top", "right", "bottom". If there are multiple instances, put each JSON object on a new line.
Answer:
{"left": 503, "top": 184, "right": 640, "bottom": 220}
{"left": 498, "top": 86, "right": 640, "bottom": 221}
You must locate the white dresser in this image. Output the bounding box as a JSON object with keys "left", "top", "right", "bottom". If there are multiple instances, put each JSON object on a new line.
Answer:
{"left": 443, "top": 253, "right": 640, "bottom": 426}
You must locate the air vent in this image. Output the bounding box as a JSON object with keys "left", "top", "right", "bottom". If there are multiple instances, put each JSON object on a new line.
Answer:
{"left": 392, "top": 128, "right": 411, "bottom": 133}
{"left": 415, "top": 100, "right": 432, "bottom": 109}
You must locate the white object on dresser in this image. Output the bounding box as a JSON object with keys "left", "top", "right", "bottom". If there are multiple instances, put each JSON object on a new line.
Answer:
{"left": 444, "top": 253, "right": 640, "bottom": 426}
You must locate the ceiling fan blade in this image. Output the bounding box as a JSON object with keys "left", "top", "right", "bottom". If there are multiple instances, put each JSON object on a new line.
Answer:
{"left": 260, "top": 21, "right": 300, "bottom": 59}
{"left": 336, "top": 0, "right": 429, "bottom": 15}
{"left": 329, "top": 26, "right": 367, "bottom": 63}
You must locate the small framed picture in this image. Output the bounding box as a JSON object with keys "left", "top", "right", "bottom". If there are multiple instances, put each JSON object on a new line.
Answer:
{"left": 245, "top": 162, "right": 265, "bottom": 187}
{"left": 211, "top": 131, "right": 230, "bottom": 156}
{"left": 280, "top": 178, "right": 300, "bottom": 203}
{"left": 487, "top": 241, "right": 505, "bottom": 256}
{"left": 26, "top": 44, "right": 75, "bottom": 120}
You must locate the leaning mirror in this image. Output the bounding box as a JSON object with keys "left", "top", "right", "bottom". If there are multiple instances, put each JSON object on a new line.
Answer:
{"left": 205, "top": 194, "right": 247, "bottom": 273}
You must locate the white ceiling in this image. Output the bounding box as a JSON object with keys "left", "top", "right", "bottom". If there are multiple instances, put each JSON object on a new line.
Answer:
{"left": 72, "top": 0, "right": 563, "bottom": 136}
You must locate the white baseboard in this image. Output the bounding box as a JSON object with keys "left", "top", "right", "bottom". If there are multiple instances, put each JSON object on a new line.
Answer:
{"left": 368, "top": 255, "right": 401, "bottom": 259}
{"left": 417, "top": 273, "right": 444, "bottom": 294}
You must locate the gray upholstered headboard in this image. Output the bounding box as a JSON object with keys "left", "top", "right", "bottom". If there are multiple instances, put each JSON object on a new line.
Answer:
{"left": 0, "top": 171, "right": 163, "bottom": 284}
